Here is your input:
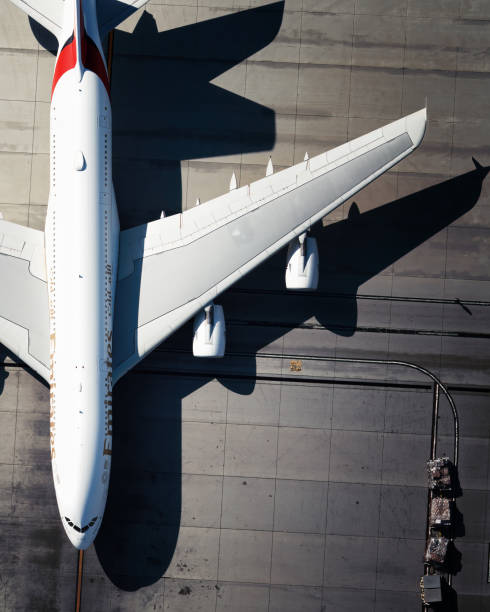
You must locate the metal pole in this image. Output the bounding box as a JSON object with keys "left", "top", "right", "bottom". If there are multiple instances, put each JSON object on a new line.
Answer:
{"left": 431, "top": 383, "right": 440, "bottom": 461}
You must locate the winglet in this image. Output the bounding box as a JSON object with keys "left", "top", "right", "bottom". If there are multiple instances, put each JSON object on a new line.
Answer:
{"left": 405, "top": 107, "right": 427, "bottom": 149}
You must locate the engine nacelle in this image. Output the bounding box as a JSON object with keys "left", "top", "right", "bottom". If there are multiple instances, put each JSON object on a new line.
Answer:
{"left": 285, "top": 233, "right": 319, "bottom": 291}
{"left": 192, "top": 303, "right": 226, "bottom": 358}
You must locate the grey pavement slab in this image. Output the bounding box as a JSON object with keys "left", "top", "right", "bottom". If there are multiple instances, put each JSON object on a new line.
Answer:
{"left": 329, "top": 430, "right": 383, "bottom": 485}
{"left": 456, "top": 489, "right": 489, "bottom": 544}
{"left": 218, "top": 529, "right": 272, "bottom": 583}
{"left": 378, "top": 484, "right": 426, "bottom": 539}
{"left": 374, "top": 588, "right": 423, "bottom": 612}
{"left": 29, "top": 153, "right": 49, "bottom": 205}
{"left": 274, "top": 478, "right": 327, "bottom": 534}
{"left": 0, "top": 152, "right": 31, "bottom": 204}
{"left": 182, "top": 421, "right": 226, "bottom": 476}
{"left": 221, "top": 476, "right": 274, "bottom": 530}
{"left": 323, "top": 534, "right": 378, "bottom": 589}
{"left": 180, "top": 378, "right": 228, "bottom": 423}
{"left": 376, "top": 537, "right": 425, "bottom": 591}
{"left": 227, "top": 381, "right": 280, "bottom": 426}
{"left": 0, "top": 50, "right": 37, "bottom": 101}
{"left": 11, "top": 463, "right": 58, "bottom": 520}
{"left": 349, "top": 67, "right": 403, "bottom": 121}
{"left": 181, "top": 474, "right": 223, "bottom": 529}
{"left": 0, "top": 463, "right": 12, "bottom": 516}
{"left": 166, "top": 526, "right": 220, "bottom": 581}
{"left": 441, "top": 336, "right": 490, "bottom": 387}
{"left": 440, "top": 391, "right": 490, "bottom": 440}
{"left": 453, "top": 435, "right": 489, "bottom": 491}
{"left": 269, "top": 585, "right": 322, "bottom": 612}
{"left": 383, "top": 388, "right": 433, "bottom": 435}
{"left": 224, "top": 424, "right": 277, "bottom": 478}
{"left": 270, "top": 532, "right": 324, "bottom": 586}
{"left": 215, "top": 582, "right": 269, "bottom": 612}
{"left": 297, "top": 64, "right": 350, "bottom": 116}
{"left": 163, "top": 578, "right": 215, "bottom": 612}
{"left": 110, "top": 581, "right": 164, "bottom": 611}
{"left": 0, "top": 413, "right": 16, "bottom": 463}
{"left": 301, "top": 12, "right": 353, "bottom": 67}
{"left": 322, "top": 587, "right": 375, "bottom": 612}
{"left": 451, "top": 541, "right": 487, "bottom": 595}
{"left": 332, "top": 386, "right": 386, "bottom": 432}
{"left": 353, "top": 14, "right": 404, "bottom": 69}
{"left": 381, "top": 433, "right": 430, "bottom": 487}
{"left": 0, "top": 100, "right": 34, "bottom": 153}
{"left": 279, "top": 382, "right": 332, "bottom": 429}
{"left": 326, "top": 482, "right": 381, "bottom": 537}
{"left": 276, "top": 427, "right": 330, "bottom": 481}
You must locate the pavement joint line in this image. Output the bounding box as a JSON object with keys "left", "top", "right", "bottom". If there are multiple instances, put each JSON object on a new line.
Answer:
{"left": 213, "top": 375, "right": 228, "bottom": 605}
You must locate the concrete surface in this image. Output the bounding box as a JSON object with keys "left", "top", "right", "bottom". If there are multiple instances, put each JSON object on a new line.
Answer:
{"left": 0, "top": 0, "right": 489, "bottom": 610}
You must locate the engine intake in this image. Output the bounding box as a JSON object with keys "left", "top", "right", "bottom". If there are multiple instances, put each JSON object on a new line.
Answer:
{"left": 285, "top": 232, "right": 319, "bottom": 291}
{"left": 192, "top": 303, "right": 226, "bottom": 358}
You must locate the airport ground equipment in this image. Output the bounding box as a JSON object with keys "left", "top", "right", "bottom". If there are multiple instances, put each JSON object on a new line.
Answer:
{"left": 420, "top": 574, "right": 443, "bottom": 605}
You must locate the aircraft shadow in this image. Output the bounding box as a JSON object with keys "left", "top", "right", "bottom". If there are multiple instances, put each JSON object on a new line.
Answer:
{"left": 27, "top": 1, "right": 488, "bottom": 594}
{"left": 96, "top": 165, "right": 488, "bottom": 590}
{"left": 94, "top": 2, "right": 285, "bottom": 589}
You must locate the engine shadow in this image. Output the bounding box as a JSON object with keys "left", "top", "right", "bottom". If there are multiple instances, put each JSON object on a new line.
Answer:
{"left": 0, "top": 346, "right": 10, "bottom": 395}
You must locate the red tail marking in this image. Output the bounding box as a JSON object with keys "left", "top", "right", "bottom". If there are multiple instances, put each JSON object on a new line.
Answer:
{"left": 51, "top": 34, "right": 77, "bottom": 98}
{"left": 81, "top": 36, "right": 110, "bottom": 96}
{"left": 51, "top": 3, "right": 110, "bottom": 99}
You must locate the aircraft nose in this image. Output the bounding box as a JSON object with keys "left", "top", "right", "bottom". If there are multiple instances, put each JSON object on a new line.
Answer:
{"left": 67, "top": 529, "right": 95, "bottom": 550}
{"left": 62, "top": 515, "right": 100, "bottom": 549}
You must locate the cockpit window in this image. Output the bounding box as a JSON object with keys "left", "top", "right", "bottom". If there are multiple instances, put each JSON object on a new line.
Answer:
{"left": 65, "top": 516, "right": 98, "bottom": 532}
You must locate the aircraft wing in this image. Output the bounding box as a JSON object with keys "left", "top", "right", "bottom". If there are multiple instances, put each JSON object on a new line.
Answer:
{"left": 112, "top": 108, "right": 427, "bottom": 383}
{"left": 0, "top": 220, "right": 50, "bottom": 381}
{"left": 7, "top": 0, "right": 64, "bottom": 36}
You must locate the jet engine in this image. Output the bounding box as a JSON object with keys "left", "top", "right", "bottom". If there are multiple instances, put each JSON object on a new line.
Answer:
{"left": 192, "top": 303, "right": 226, "bottom": 358}
{"left": 285, "top": 232, "right": 319, "bottom": 290}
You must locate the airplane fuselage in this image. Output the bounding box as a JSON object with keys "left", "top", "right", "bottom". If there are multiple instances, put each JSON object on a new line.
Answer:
{"left": 45, "top": 0, "right": 118, "bottom": 549}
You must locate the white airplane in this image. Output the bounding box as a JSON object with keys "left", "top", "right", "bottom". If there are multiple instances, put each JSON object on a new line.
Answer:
{"left": 0, "top": 0, "right": 426, "bottom": 549}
